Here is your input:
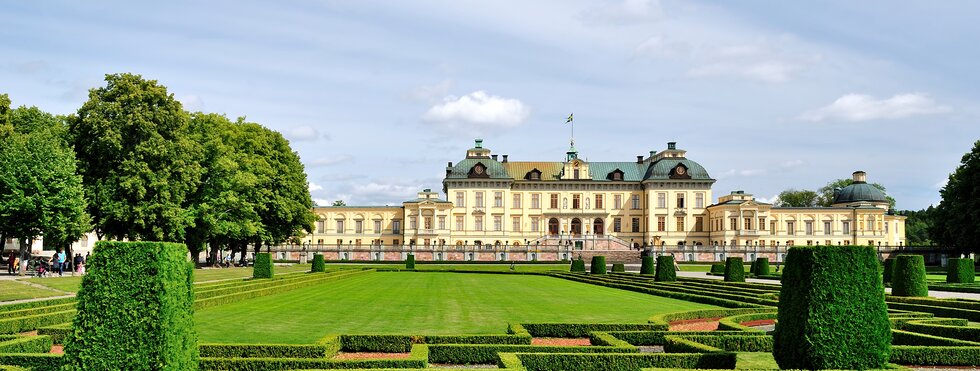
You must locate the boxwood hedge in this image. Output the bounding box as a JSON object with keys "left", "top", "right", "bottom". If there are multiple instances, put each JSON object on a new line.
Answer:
{"left": 406, "top": 254, "right": 416, "bottom": 269}
{"left": 253, "top": 252, "right": 274, "bottom": 279}
{"left": 311, "top": 254, "right": 325, "bottom": 273}
{"left": 947, "top": 258, "right": 975, "bottom": 284}
{"left": 893, "top": 254, "right": 928, "bottom": 297}
{"left": 611, "top": 263, "right": 626, "bottom": 273}
{"left": 751, "top": 258, "right": 770, "bottom": 276}
{"left": 773, "top": 245, "right": 891, "bottom": 370}
{"left": 570, "top": 257, "right": 586, "bottom": 272}
{"left": 655, "top": 256, "right": 676, "bottom": 282}
{"left": 590, "top": 256, "right": 606, "bottom": 275}
{"left": 63, "top": 241, "right": 198, "bottom": 371}
{"left": 883, "top": 258, "right": 896, "bottom": 283}
{"left": 709, "top": 263, "right": 725, "bottom": 275}
{"left": 640, "top": 256, "right": 655, "bottom": 275}
{"left": 724, "top": 257, "right": 744, "bottom": 282}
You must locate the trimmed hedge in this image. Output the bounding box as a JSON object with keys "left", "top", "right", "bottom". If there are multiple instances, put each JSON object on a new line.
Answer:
{"left": 716, "top": 312, "right": 775, "bottom": 332}
{"left": 311, "top": 254, "right": 325, "bottom": 273}
{"left": 63, "top": 241, "right": 198, "bottom": 371}
{"left": 611, "top": 263, "right": 626, "bottom": 273}
{"left": 892, "top": 254, "right": 928, "bottom": 297}
{"left": 428, "top": 343, "right": 635, "bottom": 365}
{"left": 570, "top": 257, "right": 586, "bottom": 273}
{"left": 603, "top": 330, "right": 760, "bottom": 346}
{"left": 0, "top": 335, "right": 53, "bottom": 353}
{"left": 520, "top": 323, "right": 667, "bottom": 338}
{"left": 773, "top": 245, "right": 891, "bottom": 370}
{"left": 891, "top": 329, "right": 980, "bottom": 346}
{"left": 751, "top": 258, "right": 769, "bottom": 276}
{"left": 947, "top": 258, "right": 975, "bottom": 284}
{"left": 0, "top": 354, "right": 64, "bottom": 369}
{"left": 655, "top": 256, "right": 676, "bottom": 282}
{"left": 883, "top": 258, "right": 896, "bottom": 283}
{"left": 424, "top": 334, "right": 531, "bottom": 345}
{"left": 590, "top": 256, "right": 606, "bottom": 275}
{"left": 0, "top": 297, "right": 75, "bottom": 314}
{"left": 199, "top": 344, "right": 330, "bottom": 358}
{"left": 340, "top": 335, "right": 412, "bottom": 352}
{"left": 0, "top": 309, "right": 74, "bottom": 334}
{"left": 512, "top": 352, "right": 737, "bottom": 371}
{"left": 709, "top": 263, "right": 725, "bottom": 275}
{"left": 723, "top": 257, "right": 744, "bottom": 282}
{"left": 253, "top": 252, "right": 274, "bottom": 279}
{"left": 405, "top": 254, "right": 416, "bottom": 269}
{"left": 0, "top": 302, "right": 76, "bottom": 320}
{"left": 640, "top": 256, "right": 655, "bottom": 275}
{"left": 665, "top": 334, "right": 773, "bottom": 353}
{"left": 37, "top": 324, "right": 71, "bottom": 344}
{"left": 199, "top": 345, "right": 428, "bottom": 370}
{"left": 890, "top": 345, "right": 980, "bottom": 366}
{"left": 901, "top": 319, "right": 980, "bottom": 342}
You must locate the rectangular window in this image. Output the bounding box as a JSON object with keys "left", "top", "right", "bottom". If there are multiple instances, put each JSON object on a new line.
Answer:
{"left": 843, "top": 221, "right": 851, "bottom": 234}
{"left": 657, "top": 193, "right": 666, "bottom": 208}
{"left": 455, "top": 192, "right": 464, "bottom": 207}
{"left": 494, "top": 192, "right": 503, "bottom": 207}
{"left": 885, "top": 221, "right": 889, "bottom": 234}
{"left": 613, "top": 218, "right": 622, "bottom": 232}
{"left": 512, "top": 194, "right": 521, "bottom": 208}
{"left": 657, "top": 217, "right": 666, "bottom": 232}
{"left": 676, "top": 217, "right": 685, "bottom": 232}
{"left": 336, "top": 220, "right": 345, "bottom": 233}
{"left": 632, "top": 194, "right": 640, "bottom": 209}
{"left": 423, "top": 217, "right": 432, "bottom": 230}
{"left": 676, "top": 193, "right": 685, "bottom": 209}
{"left": 744, "top": 217, "right": 752, "bottom": 230}
{"left": 317, "top": 220, "right": 325, "bottom": 233}
{"left": 730, "top": 218, "right": 737, "bottom": 231}
{"left": 759, "top": 217, "right": 766, "bottom": 231}
{"left": 409, "top": 217, "right": 417, "bottom": 230}
{"left": 355, "top": 220, "right": 363, "bottom": 233}
{"left": 374, "top": 220, "right": 382, "bottom": 233}
{"left": 493, "top": 216, "right": 502, "bottom": 231}
{"left": 787, "top": 221, "right": 796, "bottom": 235}
{"left": 393, "top": 220, "right": 401, "bottom": 234}
{"left": 572, "top": 194, "right": 581, "bottom": 209}
{"left": 531, "top": 194, "right": 540, "bottom": 209}
{"left": 512, "top": 217, "right": 521, "bottom": 232}
{"left": 531, "top": 217, "right": 539, "bottom": 232}
{"left": 455, "top": 216, "right": 464, "bottom": 231}
{"left": 632, "top": 217, "right": 641, "bottom": 233}
{"left": 595, "top": 194, "right": 603, "bottom": 209}
{"left": 695, "top": 193, "right": 704, "bottom": 208}
{"left": 823, "top": 221, "right": 831, "bottom": 235}
{"left": 476, "top": 192, "right": 484, "bottom": 208}
{"left": 614, "top": 194, "right": 623, "bottom": 209}
{"left": 475, "top": 216, "right": 483, "bottom": 231}
{"left": 550, "top": 194, "right": 559, "bottom": 209}
{"left": 695, "top": 217, "right": 704, "bottom": 232}
{"left": 805, "top": 221, "right": 813, "bottom": 235}
{"left": 770, "top": 221, "right": 776, "bottom": 233}
{"left": 438, "top": 216, "right": 446, "bottom": 230}
{"left": 393, "top": 239, "right": 400, "bottom": 246}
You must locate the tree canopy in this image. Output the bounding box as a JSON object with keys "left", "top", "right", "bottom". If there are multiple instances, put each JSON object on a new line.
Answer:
{"left": 774, "top": 189, "right": 819, "bottom": 207}
{"left": 332, "top": 200, "right": 346, "bottom": 207}
{"left": 774, "top": 179, "right": 895, "bottom": 209}
{"left": 817, "top": 178, "right": 896, "bottom": 208}
{"left": 932, "top": 140, "right": 980, "bottom": 253}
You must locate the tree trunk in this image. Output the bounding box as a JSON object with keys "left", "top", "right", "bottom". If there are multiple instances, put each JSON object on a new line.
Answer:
{"left": 239, "top": 242, "right": 248, "bottom": 266}
{"left": 208, "top": 242, "right": 219, "bottom": 267}
{"left": 18, "top": 238, "right": 31, "bottom": 276}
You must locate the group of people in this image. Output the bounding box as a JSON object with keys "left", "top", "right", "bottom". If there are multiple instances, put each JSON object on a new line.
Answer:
{"left": 5, "top": 250, "right": 89, "bottom": 277}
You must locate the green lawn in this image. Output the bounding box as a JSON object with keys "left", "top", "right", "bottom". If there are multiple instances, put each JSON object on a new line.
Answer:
{"left": 326, "top": 263, "right": 567, "bottom": 272}
{"left": 194, "top": 271, "right": 716, "bottom": 343}
{"left": 0, "top": 281, "right": 65, "bottom": 301}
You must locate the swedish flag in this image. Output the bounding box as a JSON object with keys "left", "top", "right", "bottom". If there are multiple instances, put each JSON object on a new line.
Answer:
{"left": 566, "top": 113, "right": 573, "bottom": 124}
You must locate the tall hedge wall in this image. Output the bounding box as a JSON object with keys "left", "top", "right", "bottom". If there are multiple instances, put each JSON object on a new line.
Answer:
{"left": 63, "top": 241, "right": 198, "bottom": 370}
{"left": 590, "top": 256, "right": 606, "bottom": 275}
{"left": 253, "top": 253, "right": 274, "bottom": 279}
{"left": 883, "top": 258, "right": 896, "bottom": 283}
{"left": 724, "top": 257, "right": 744, "bottom": 282}
{"left": 640, "top": 256, "right": 655, "bottom": 275}
{"left": 655, "top": 256, "right": 676, "bottom": 282}
{"left": 892, "top": 254, "right": 928, "bottom": 297}
{"left": 947, "top": 258, "right": 975, "bottom": 284}
{"left": 311, "top": 254, "right": 325, "bottom": 273}
{"left": 773, "top": 245, "right": 891, "bottom": 370}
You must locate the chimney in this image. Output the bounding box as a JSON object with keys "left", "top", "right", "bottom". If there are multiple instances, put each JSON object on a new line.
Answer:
{"left": 491, "top": 154, "right": 498, "bottom": 161}
{"left": 502, "top": 154, "right": 508, "bottom": 163}
{"left": 448, "top": 161, "right": 453, "bottom": 167}
{"left": 667, "top": 142, "right": 677, "bottom": 150}
{"left": 637, "top": 155, "right": 643, "bottom": 163}
{"left": 649, "top": 151, "right": 655, "bottom": 158}
{"left": 853, "top": 171, "right": 867, "bottom": 183}
{"left": 475, "top": 138, "right": 483, "bottom": 148}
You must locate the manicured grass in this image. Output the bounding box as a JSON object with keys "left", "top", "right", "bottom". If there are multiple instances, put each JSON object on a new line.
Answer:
{"left": 327, "top": 263, "right": 567, "bottom": 272}
{"left": 679, "top": 264, "right": 756, "bottom": 272}
{"left": 736, "top": 352, "right": 778, "bottom": 369}
{"left": 0, "top": 280, "right": 64, "bottom": 301}
{"left": 194, "top": 271, "right": 717, "bottom": 343}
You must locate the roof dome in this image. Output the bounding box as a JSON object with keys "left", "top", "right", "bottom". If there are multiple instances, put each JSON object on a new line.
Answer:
{"left": 833, "top": 171, "right": 888, "bottom": 204}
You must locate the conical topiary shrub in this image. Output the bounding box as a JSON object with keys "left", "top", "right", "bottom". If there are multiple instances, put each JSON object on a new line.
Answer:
{"left": 892, "top": 254, "right": 928, "bottom": 297}
{"left": 655, "top": 255, "right": 676, "bottom": 282}
{"left": 570, "top": 257, "right": 586, "bottom": 272}
{"left": 611, "top": 263, "right": 626, "bottom": 273}
{"left": 640, "top": 256, "right": 655, "bottom": 275}
{"left": 311, "top": 254, "right": 325, "bottom": 273}
{"left": 947, "top": 258, "right": 976, "bottom": 284}
{"left": 724, "top": 257, "right": 745, "bottom": 282}
{"left": 406, "top": 254, "right": 416, "bottom": 270}
{"left": 590, "top": 256, "right": 607, "bottom": 275}
{"left": 710, "top": 263, "right": 725, "bottom": 275}
{"left": 752, "top": 258, "right": 770, "bottom": 276}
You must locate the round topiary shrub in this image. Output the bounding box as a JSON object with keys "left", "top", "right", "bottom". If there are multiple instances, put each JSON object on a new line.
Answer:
{"left": 253, "top": 252, "right": 274, "bottom": 279}
{"left": 406, "top": 254, "right": 416, "bottom": 270}
{"left": 570, "top": 257, "right": 586, "bottom": 272}
{"left": 611, "top": 263, "right": 626, "bottom": 273}
{"left": 773, "top": 245, "right": 891, "bottom": 370}
{"left": 947, "top": 258, "right": 976, "bottom": 284}
{"left": 655, "top": 255, "right": 676, "bottom": 282}
{"left": 709, "top": 263, "right": 725, "bottom": 275}
{"left": 640, "top": 256, "right": 655, "bottom": 275}
{"left": 882, "top": 258, "right": 896, "bottom": 283}
{"left": 752, "top": 258, "right": 770, "bottom": 276}
{"left": 590, "top": 256, "right": 607, "bottom": 275}
{"left": 311, "top": 254, "right": 325, "bottom": 273}
{"left": 724, "top": 257, "right": 745, "bottom": 282}
{"left": 892, "top": 254, "right": 928, "bottom": 297}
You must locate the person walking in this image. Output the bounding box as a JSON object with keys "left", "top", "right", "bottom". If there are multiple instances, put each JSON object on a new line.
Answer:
{"left": 6, "top": 252, "right": 15, "bottom": 275}
{"left": 73, "top": 253, "right": 83, "bottom": 275}
{"left": 56, "top": 249, "right": 66, "bottom": 277}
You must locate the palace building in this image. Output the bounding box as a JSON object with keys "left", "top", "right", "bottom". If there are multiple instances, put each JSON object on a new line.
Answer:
{"left": 306, "top": 139, "right": 906, "bottom": 251}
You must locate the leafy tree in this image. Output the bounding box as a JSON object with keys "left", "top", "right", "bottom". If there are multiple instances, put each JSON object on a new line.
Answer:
{"left": 0, "top": 106, "right": 89, "bottom": 274}
{"left": 899, "top": 207, "right": 936, "bottom": 246}
{"left": 933, "top": 140, "right": 980, "bottom": 255}
{"left": 0, "top": 93, "right": 11, "bottom": 137}
{"left": 332, "top": 200, "right": 346, "bottom": 207}
{"left": 69, "top": 73, "right": 203, "bottom": 242}
{"left": 817, "top": 178, "right": 896, "bottom": 208}
{"left": 774, "top": 189, "right": 819, "bottom": 207}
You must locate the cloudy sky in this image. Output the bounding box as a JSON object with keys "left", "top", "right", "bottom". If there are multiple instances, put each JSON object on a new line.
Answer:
{"left": 2, "top": 1, "right": 978, "bottom": 210}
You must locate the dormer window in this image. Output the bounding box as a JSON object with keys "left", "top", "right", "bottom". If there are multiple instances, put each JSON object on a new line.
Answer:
{"left": 670, "top": 164, "right": 691, "bottom": 179}
{"left": 607, "top": 169, "right": 624, "bottom": 181}
{"left": 526, "top": 169, "right": 542, "bottom": 181}
{"left": 468, "top": 163, "right": 489, "bottom": 178}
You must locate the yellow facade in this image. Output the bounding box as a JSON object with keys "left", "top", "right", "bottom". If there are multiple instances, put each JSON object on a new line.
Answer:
{"left": 306, "top": 140, "right": 905, "bottom": 249}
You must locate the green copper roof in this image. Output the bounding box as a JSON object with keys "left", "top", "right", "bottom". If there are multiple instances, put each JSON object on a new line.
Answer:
{"left": 644, "top": 158, "right": 712, "bottom": 180}
{"left": 588, "top": 162, "right": 647, "bottom": 181}
{"left": 833, "top": 182, "right": 888, "bottom": 204}
{"left": 445, "top": 158, "right": 511, "bottom": 179}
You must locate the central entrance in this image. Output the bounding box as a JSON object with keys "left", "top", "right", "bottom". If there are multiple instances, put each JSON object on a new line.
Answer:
{"left": 593, "top": 218, "right": 604, "bottom": 235}
{"left": 571, "top": 218, "right": 582, "bottom": 236}
{"left": 548, "top": 218, "right": 560, "bottom": 236}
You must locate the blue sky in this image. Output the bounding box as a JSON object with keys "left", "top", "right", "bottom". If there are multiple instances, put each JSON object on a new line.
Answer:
{"left": 2, "top": 0, "right": 978, "bottom": 210}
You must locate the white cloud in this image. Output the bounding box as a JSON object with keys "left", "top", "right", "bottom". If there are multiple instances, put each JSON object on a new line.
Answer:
{"left": 313, "top": 198, "right": 331, "bottom": 207}
{"left": 422, "top": 91, "right": 530, "bottom": 132}
{"left": 179, "top": 95, "right": 206, "bottom": 112}
{"left": 717, "top": 168, "right": 768, "bottom": 179}
{"left": 308, "top": 182, "right": 323, "bottom": 192}
{"left": 581, "top": 0, "right": 665, "bottom": 25}
{"left": 282, "top": 126, "right": 326, "bottom": 142}
{"left": 306, "top": 155, "right": 353, "bottom": 168}
{"left": 406, "top": 80, "right": 453, "bottom": 102}
{"left": 799, "top": 93, "right": 951, "bottom": 122}
{"left": 755, "top": 194, "right": 780, "bottom": 204}
{"left": 779, "top": 159, "right": 805, "bottom": 169}
{"left": 633, "top": 36, "right": 689, "bottom": 59}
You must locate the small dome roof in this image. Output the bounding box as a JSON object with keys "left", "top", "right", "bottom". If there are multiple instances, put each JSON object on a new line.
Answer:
{"left": 834, "top": 182, "right": 887, "bottom": 204}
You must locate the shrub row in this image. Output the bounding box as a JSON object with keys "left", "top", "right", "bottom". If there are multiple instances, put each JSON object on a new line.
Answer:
{"left": 423, "top": 334, "right": 531, "bottom": 345}
{"left": 666, "top": 334, "right": 772, "bottom": 352}
{"left": 340, "top": 335, "right": 413, "bottom": 353}
{"left": 0, "top": 354, "right": 64, "bottom": 369}
{"left": 196, "top": 272, "right": 335, "bottom": 299}
{"left": 603, "top": 331, "right": 758, "bottom": 346}
{"left": 587, "top": 332, "right": 634, "bottom": 348}
{"left": 0, "top": 310, "right": 75, "bottom": 334}
{"left": 929, "top": 284, "right": 980, "bottom": 294}
{"left": 0, "top": 303, "right": 76, "bottom": 320}
{"left": 889, "top": 345, "right": 980, "bottom": 366}
{"left": 678, "top": 276, "right": 780, "bottom": 291}
{"left": 887, "top": 295, "right": 980, "bottom": 311}
{"left": 657, "top": 280, "right": 777, "bottom": 296}
{"left": 716, "top": 312, "right": 776, "bottom": 332}
{"left": 0, "top": 335, "right": 53, "bottom": 353}
{"left": 427, "top": 343, "right": 635, "bottom": 365}
{"left": 199, "top": 344, "right": 331, "bottom": 358}
{"left": 887, "top": 301, "right": 980, "bottom": 322}
{"left": 510, "top": 352, "right": 737, "bottom": 371}
{"left": 892, "top": 329, "right": 980, "bottom": 346}
{"left": 648, "top": 308, "right": 776, "bottom": 328}
{"left": 37, "top": 325, "right": 70, "bottom": 344}
{"left": 0, "top": 297, "right": 76, "bottom": 314}
{"left": 199, "top": 345, "right": 428, "bottom": 371}
{"left": 551, "top": 273, "right": 767, "bottom": 308}
{"left": 662, "top": 336, "right": 720, "bottom": 353}
{"left": 520, "top": 323, "right": 667, "bottom": 338}
{"left": 900, "top": 319, "right": 980, "bottom": 342}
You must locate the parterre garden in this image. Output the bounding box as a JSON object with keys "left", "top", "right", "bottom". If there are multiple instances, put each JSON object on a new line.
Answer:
{"left": 1, "top": 246, "right": 980, "bottom": 370}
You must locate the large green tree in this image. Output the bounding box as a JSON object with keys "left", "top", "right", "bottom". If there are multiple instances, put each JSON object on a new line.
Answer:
{"left": 69, "top": 73, "right": 203, "bottom": 241}
{"left": 0, "top": 93, "right": 11, "bottom": 136}
{"left": 900, "top": 207, "right": 936, "bottom": 246}
{"left": 774, "top": 189, "right": 819, "bottom": 207}
{"left": 932, "top": 140, "right": 980, "bottom": 254}
{"left": 0, "top": 105, "right": 89, "bottom": 274}
{"left": 817, "top": 178, "right": 896, "bottom": 208}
